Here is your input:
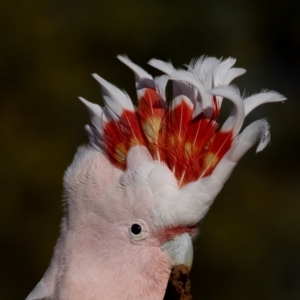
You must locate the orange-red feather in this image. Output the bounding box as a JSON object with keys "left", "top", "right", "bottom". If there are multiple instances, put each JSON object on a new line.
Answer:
{"left": 102, "top": 89, "right": 233, "bottom": 186}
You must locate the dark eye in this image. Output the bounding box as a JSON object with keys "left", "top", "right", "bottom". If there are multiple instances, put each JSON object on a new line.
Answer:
{"left": 131, "top": 223, "right": 142, "bottom": 235}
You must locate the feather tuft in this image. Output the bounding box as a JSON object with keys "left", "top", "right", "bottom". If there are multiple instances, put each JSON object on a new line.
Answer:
{"left": 81, "top": 55, "right": 285, "bottom": 187}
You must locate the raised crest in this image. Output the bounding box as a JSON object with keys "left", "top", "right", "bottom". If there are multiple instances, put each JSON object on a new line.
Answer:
{"left": 80, "top": 55, "right": 285, "bottom": 187}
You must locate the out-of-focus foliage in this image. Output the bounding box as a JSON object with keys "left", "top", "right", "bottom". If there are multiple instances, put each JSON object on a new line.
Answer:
{"left": 0, "top": 0, "right": 299, "bottom": 299}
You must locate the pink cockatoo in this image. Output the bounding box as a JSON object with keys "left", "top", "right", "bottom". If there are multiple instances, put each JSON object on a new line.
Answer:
{"left": 26, "top": 55, "right": 285, "bottom": 300}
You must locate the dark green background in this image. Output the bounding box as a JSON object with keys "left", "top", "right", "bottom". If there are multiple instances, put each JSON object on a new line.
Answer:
{"left": 1, "top": 0, "right": 299, "bottom": 299}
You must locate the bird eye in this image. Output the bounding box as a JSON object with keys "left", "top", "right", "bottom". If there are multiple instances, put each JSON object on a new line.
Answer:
{"left": 128, "top": 220, "right": 148, "bottom": 242}
{"left": 130, "top": 223, "right": 142, "bottom": 235}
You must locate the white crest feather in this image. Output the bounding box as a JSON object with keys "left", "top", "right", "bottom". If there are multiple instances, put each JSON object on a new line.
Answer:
{"left": 79, "top": 97, "right": 104, "bottom": 131}
{"left": 244, "top": 91, "right": 286, "bottom": 116}
{"left": 169, "top": 69, "right": 212, "bottom": 117}
{"left": 154, "top": 75, "right": 169, "bottom": 100}
{"left": 92, "top": 73, "right": 134, "bottom": 119}
{"left": 148, "top": 58, "right": 175, "bottom": 75}
{"left": 208, "top": 85, "right": 245, "bottom": 136}
{"left": 118, "top": 55, "right": 156, "bottom": 100}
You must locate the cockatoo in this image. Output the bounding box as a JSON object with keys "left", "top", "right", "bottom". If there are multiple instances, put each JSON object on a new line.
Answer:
{"left": 26, "top": 55, "right": 285, "bottom": 300}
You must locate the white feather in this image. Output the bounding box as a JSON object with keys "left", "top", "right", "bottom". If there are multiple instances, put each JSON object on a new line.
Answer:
{"left": 92, "top": 73, "right": 134, "bottom": 119}
{"left": 84, "top": 124, "right": 104, "bottom": 151}
{"left": 172, "top": 81, "right": 193, "bottom": 100}
{"left": 188, "top": 57, "right": 246, "bottom": 108}
{"left": 154, "top": 175, "right": 223, "bottom": 227}
{"left": 118, "top": 55, "right": 152, "bottom": 82}
{"left": 79, "top": 97, "right": 104, "bottom": 131}
{"left": 169, "top": 69, "right": 212, "bottom": 117}
{"left": 148, "top": 58, "right": 175, "bottom": 75}
{"left": 236, "top": 119, "right": 270, "bottom": 153}
{"left": 148, "top": 59, "right": 198, "bottom": 115}
{"left": 222, "top": 68, "right": 246, "bottom": 85}
{"left": 208, "top": 85, "right": 245, "bottom": 136}
{"left": 153, "top": 75, "right": 168, "bottom": 100}
{"left": 118, "top": 55, "right": 156, "bottom": 100}
{"left": 226, "top": 119, "right": 270, "bottom": 162}
{"left": 188, "top": 56, "right": 220, "bottom": 80}
{"left": 244, "top": 91, "right": 286, "bottom": 116}
{"left": 189, "top": 56, "right": 220, "bottom": 91}
{"left": 212, "top": 57, "right": 236, "bottom": 85}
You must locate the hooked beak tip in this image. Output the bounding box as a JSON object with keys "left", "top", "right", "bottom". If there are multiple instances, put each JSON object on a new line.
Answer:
{"left": 162, "top": 232, "right": 193, "bottom": 271}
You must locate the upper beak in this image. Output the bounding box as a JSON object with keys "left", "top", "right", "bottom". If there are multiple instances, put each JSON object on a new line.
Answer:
{"left": 161, "top": 232, "right": 193, "bottom": 270}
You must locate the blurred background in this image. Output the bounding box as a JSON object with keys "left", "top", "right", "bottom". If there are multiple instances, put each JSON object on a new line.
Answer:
{"left": 1, "top": 0, "right": 299, "bottom": 299}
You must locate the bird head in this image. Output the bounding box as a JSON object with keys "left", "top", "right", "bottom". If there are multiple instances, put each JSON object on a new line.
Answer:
{"left": 26, "top": 55, "right": 285, "bottom": 300}
{"left": 77, "top": 55, "right": 285, "bottom": 273}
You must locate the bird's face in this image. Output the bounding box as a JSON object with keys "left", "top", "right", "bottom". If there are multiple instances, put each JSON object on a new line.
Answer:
{"left": 65, "top": 145, "right": 196, "bottom": 274}
{"left": 60, "top": 144, "right": 197, "bottom": 300}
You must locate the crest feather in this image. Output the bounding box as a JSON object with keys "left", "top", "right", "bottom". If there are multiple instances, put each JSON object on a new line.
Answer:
{"left": 81, "top": 55, "right": 285, "bottom": 187}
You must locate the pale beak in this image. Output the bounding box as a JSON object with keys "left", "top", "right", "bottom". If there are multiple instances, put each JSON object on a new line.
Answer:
{"left": 162, "top": 232, "right": 193, "bottom": 270}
